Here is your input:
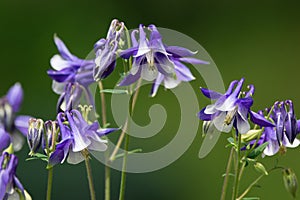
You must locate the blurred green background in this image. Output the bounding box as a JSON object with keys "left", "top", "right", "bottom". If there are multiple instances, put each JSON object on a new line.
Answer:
{"left": 1, "top": 0, "right": 300, "bottom": 199}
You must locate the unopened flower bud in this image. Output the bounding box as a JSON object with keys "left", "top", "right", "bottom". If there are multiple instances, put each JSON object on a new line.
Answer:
{"left": 254, "top": 162, "right": 268, "bottom": 175}
{"left": 241, "top": 129, "right": 262, "bottom": 143}
{"left": 43, "top": 120, "right": 59, "bottom": 153}
{"left": 27, "top": 118, "right": 43, "bottom": 156}
{"left": 282, "top": 168, "right": 298, "bottom": 198}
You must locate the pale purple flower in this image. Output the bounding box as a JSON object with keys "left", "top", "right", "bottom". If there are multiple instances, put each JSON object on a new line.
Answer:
{"left": 49, "top": 110, "right": 117, "bottom": 165}
{"left": 199, "top": 78, "right": 274, "bottom": 134}
{"left": 119, "top": 24, "right": 208, "bottom": 96}
{"left": 94, "top": 19, "right": 125, "bottom": 81}
{"left": 0, "top": 152, "right": 27, "bottom": 200}
{"left": 0, "top": 83, "right": 31, "bottom": 151}
{"left": 47, "top": 35, "right": 95, "bottom": 111}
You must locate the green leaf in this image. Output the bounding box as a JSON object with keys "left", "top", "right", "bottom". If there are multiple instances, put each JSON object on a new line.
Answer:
{"left": 26, "top": 153, "right": 48, "bottom": 162}
{"left": 114, "top": 148, "right": 142, "bottom": 160}
{"left": 100, "top": 89, "right": 128, "bottom": 94}
{"left": 242, "top": 197, "right": 260, "bottom": 200}
{"left": 247, "top": 142, "right": 269, "bottom": 159}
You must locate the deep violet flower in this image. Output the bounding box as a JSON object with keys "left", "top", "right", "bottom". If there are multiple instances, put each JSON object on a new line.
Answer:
{"left": 249, "top": 101, "right": 300, "bottom": 156}
{"left": 0, "top": 152, "right": 31, "bottom": 200}
{"left": 47, "top": 35, "right": 95, "bottom": 111}
{"left": 198, "top": 78, "right": 274, "bottom": 134}
{"left": 94, "top": 19, "right": 125, "bottom": 81}
{"left": 49, "top": 110, "right": 117, "bottom": 165}
{"left": 119, "top": 24, "right": 208, "bottom": 96}
{"left": 0, "top": 83, "right": 31, "bottom": 152}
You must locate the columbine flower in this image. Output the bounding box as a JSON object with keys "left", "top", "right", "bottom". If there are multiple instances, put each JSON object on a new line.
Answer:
{"left": 251, "top": 101, "right": 300, "bottom": 156}
{"left": 47, "top": 35, "right": 95, "bottom": 111}
{"left": 119, "top": 24, "right": 208, "bottom": 96}
{"left": 0, "top": 83, "right": 31, "bottom": 151}
{"left": 0, "top": 152, "right": 30, "bottom": 200}
{"left": 198, "top": 78, "right": 274, "bottom": 134}
{"left": 93, "top": 19, "right": 125, "bottom": 81}
{"left": 49, "top": 110, "right": 117, "bottom": 165}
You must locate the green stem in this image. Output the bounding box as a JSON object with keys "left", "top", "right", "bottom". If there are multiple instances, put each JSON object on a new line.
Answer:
{"left": 232, "top": 134, "right": 242, "bottom": 200}
{"left": 46, "top": 167, "right": 53, "bottom": 200}
{"left": 221, "top": 148, "right": 234, "bottom": 200}
{"left": 105, "top": 163, "right": 111, "bottom": 200}
{"left": 119, "top": 133, "right": 130, "bottom": 200}
{"left": 99, "top": 81, "right": 111, "bottom": 200}
{"left": 118, "top": 78, "right": 142, "bottom": 200}
{"left": 84, "top": 150, "right": 96, "bottom": 200}
{"left": 237, "top": 166, "right": 283, "bottom": 200}
{"left": 236, "top": 174, "right": 263, "bottom": 200}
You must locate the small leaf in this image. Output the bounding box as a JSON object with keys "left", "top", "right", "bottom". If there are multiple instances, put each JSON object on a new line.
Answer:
{"left": 26, "top": 153, "right": 48, "bottom": 162}
{"left": 113, "top": 148, "right": 142, "bottom": 160}
{"left": 100, "top": 89, "right": 128, "bottom": 94}
{"left": 242, "top": 197, "right": 260, "bottom": 200}
{"left": 247, "top": 142, "right": 268, "bottom": 159}
{"left": 221, "top": 173, "right": 235, "bottom": 177}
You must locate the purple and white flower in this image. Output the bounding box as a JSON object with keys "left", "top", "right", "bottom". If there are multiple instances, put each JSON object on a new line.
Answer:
{"left": 0, "top": 83, "right": 31, "bottom": 152}
{"left": 49, "top": 110, "right": 117, "bottom": 165}
{"left": 199, "top": 78, "right": 274, "bottom": 134}
{"left": 47, "top": 35, "right": 95, "bottom": 111}
{"left": 119, "top": 24, "right": 208, "bottom": 96}
{"left": 0, "top": 152, "right": 30, "bottom": 200}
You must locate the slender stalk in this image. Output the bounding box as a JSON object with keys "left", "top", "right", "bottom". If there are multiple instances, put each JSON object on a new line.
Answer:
{"left": 98, "top": 81, "right": 107, "bottom": 126}
{"left": 83, "top": 150, "right": 96, "bottom": 200}
{"left": 98, "top": 81, "right": 111, "bottom": 200}
{"left": 236, "top": 174, "right": 264, "bottom": 200}
{"left": 46, "top": 167, "right": 53, "bottom": 200}
{"left": 118, "top": 79, "right": 142, "bottom": 200}
{"left": 221, "top": 148, "right": 234, "bottom": 200}
{"left": 109, "top": 119, "right": 128, "bottom": 161}
{"left": 237, "top": 166, "right": 283, "bottom": 200}
{"left": 119, "top": 132, "right": 130, "bottom": 200}
{"left": 105, "top": 160, "right": 111, "bottom": 200}
{"left": 232, "top": 134, "right": 242, "bottom": 200}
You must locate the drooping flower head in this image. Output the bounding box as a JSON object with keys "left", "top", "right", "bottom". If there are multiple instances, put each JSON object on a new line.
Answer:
{"left": 49, "top": 109, "right": 117, "bottom": 165}
{"left": 94, "top": 19, "right": 125, "bottom": 81}
{"left": 0, "top": 152, "right": 30, "bottom": 200}
{"left": 199, "top": 78, "right": 274, "bottom": 134}
{"left": 47, "top": 35, "right": 96, "bottom": 111}
{"left": 0, "top": 83, "right": 31, "bottom": 152}
{"left": 249, "top": 101, "right": 300, "bottom": 156}
{"left": 119, "top": 24, "right": 208, "bottom": 96}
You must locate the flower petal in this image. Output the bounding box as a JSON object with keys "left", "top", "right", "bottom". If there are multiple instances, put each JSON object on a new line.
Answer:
{"left": 0, "top": 127, "right": 10, "bottom": 151}
{"left": 67, "top": 151, "right": 85, "bottom": 164}
{"left": 6, "top": 83, "right": 23, "bottom": 112}
{"left": 14, "top": 115, "right": 31, "bottom": 136}
{"left": 166, "top": 46, "right": 197, "bottom": 57}
{"left": 150, "top": 73, "right": 164, "bottom": 97}
{"left": 250, "top": 111, "right": 275, "bottom": 127}
{"left": 178, "top": 57, "right": 209, "bottom": 65}
{"left": 200, "top": 88, "right": 222, "bottom": 99}
{"left": 54, "top": 34, "right": 75, "bottom": 61}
